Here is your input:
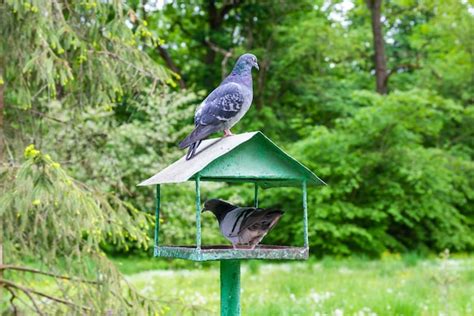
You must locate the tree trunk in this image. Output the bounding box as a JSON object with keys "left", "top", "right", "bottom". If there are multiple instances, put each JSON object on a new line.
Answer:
{"left": 204, "top": 0, "right": 219, "bottom": 67}
{"left": 203, "top": 1, "right": 242, "bottom": 85}
{"left": 368, "top": 0, "right": 388, "bottom": 94}
{"left": 157, "top": 46, "right": 186, "bottom": 89}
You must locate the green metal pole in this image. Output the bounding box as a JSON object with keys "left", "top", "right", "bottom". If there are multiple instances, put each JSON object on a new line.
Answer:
{"left": 302, "top": 180, "right": 308, "bottom": 248}
{"left": 220, "top": 260, "right": 241, "bottom": 316}
{"left": 254, "top": 183, "right": 259, "bottom": 208}
{"left": 154, "top": 185, "right": 161, "bottom": 256}
{"left": 195, "top": 176, "right": 202, "bottom": 250}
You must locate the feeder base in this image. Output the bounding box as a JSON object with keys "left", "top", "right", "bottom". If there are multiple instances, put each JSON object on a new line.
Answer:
{"left": 154, "top": 245, "right": 308, "bottom": 261}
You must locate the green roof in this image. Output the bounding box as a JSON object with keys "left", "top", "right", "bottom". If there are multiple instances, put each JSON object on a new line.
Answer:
{"left": 138, "top": 131, "right": 325, "bottom": 188}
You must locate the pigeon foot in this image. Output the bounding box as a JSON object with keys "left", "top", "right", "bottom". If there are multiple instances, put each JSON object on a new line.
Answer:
{"left": 224, "top": 129, "right": 234, "bottom": 137}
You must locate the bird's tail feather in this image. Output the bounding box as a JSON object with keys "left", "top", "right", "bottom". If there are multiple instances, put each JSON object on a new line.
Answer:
{"left": 185, "top": 140, "right": 202, "bottom": 160}
{"left": 179, "top": 125, "right": 220, "bottom": 149}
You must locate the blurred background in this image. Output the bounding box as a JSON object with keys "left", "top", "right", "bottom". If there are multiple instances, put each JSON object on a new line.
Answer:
{"left": 1, "top": 0, "right": 473, "bottom": 315}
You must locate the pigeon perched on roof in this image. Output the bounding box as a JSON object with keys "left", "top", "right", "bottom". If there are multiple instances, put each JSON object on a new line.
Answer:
{"left": 203, "top": 199, "right": 283, "bottom": 250}
{"left": 179, "top": 53, "right": 259, "bottom": 160}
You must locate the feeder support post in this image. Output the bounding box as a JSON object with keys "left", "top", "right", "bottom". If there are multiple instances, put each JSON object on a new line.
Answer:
{"left": 254, "top": 183, "right": 259, "bottom": 208}
{"left": 303, "top": 180, "right": 309, "bottom": 248}
{"left": 154, "top": 184, "right": 161, "bottom": 255}
{"left": 195, "top": 176, "right": 202, "bottom": 250}
{"left": 220, "top": 260, "right": 241, "bottom": 316}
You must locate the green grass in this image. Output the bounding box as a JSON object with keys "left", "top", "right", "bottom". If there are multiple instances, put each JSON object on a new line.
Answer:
{"left": 120, "top": 255, "right": 474, "bottom": 315}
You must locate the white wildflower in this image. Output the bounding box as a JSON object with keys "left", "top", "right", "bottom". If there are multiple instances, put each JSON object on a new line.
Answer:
{"left": 290, "top": 293, "right": 296, "bottom": 302}
{"left": 192, "top": 292, "right": 207, "bottom": 305}
{"left": 308, "top": 290, "right": 334, "bottom": 304}
{"left": 355, "top": 307, "right": 377, "bottom": 316}
{"left": 334, "top": 308, "right": 344, "bottom": 316}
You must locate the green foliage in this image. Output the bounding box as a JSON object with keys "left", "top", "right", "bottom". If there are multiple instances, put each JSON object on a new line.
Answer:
{"left": 0, "top": 0, "right": 192, "bottom": 313}
{"left": 289, "top": 90, "right": 474, "bottom": 255}
{"left": 1, "top": 0, "right": 169, "bottom": 111}
{"left": 2, "top": 145, "right": 153, "bottom": 254}
{"left": 0, "top": 146, "right": 166, "bottom": 314}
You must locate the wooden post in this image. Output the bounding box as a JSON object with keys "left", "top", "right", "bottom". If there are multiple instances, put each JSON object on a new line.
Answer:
{"left": 220, "top": 260, "right": 241, "bottom": 316}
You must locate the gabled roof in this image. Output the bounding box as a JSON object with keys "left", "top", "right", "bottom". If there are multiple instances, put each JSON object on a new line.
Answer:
{"left": 138, "top": 131, "right": 325, "bottom": 188}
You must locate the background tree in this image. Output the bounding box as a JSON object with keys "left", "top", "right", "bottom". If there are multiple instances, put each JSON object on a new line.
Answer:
{"left": 367, "top": 0, "right": 388, "bottom": 94}
{"left": 1, "top": 146, "right": 159, "bottom": 314}
{"left": 0, "top": 0, "right": 195, "bottom": 313}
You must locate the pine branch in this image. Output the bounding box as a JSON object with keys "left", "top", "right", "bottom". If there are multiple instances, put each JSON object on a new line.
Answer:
{"left": 5, "top": 285, "right": 38, "bottom": 315}
{"left": 28, "top": 109, "right": 67, "bottom": 124}
{"left": 1, "top": 278, "right": 93, "bottom": 312}
{"left": 3, "top": 281, "right": 45, "bottom": 316}
{"left": 0, "top": 265, "right": 100, "bottom": 284}
{"left": 5, "top": 286, "right": 19, "bottom": 316}
{"left": 93, "top": 50, "right": 164, "bottom": 82}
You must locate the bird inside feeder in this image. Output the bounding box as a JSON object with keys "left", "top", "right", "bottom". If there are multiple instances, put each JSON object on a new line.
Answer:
{"left": 202, "top": 199, "right": 284, "bottom": 250}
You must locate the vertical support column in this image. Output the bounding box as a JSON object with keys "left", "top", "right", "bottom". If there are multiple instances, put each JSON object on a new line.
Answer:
{"left": 195, "top": 176, "right": 202, "bottom": 250}
{"left": 154, "top": 184, "right": 161, "bottom": 256}
{"left": 302, "top": 180, "right": 309, "bottom": 248}
{"left": 220, "top": 260, "right": 241, "bottom": 316}
{"left": 254, "top": 183, "right": 259, "bottom": 208}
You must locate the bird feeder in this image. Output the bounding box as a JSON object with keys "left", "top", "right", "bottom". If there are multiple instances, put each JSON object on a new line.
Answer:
{"left": 139, "top": 131, "right": 324, "bottom": 315}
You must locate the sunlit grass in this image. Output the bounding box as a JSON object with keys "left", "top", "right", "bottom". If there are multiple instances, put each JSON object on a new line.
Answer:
{"left": 120, "top": 255, "right": 474, "bottom": 315}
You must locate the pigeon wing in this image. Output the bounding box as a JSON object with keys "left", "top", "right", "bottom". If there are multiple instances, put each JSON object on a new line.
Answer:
{"left": 220, "top": 207, "right": 256, "bottom": 238}
{"left": 238, "top": 209, "right": 284, "bottom": 234}
{"left": 238, "top": 209, "right": 283, "bottom": 241}
{"left": 179, "top": 82, "right": 245, "bottom": 150}
{"left": 196, "top": 82, "right": 244, "bottom": 127}
{"left": 236, "top": 209, "right": 284, "bottom": 247}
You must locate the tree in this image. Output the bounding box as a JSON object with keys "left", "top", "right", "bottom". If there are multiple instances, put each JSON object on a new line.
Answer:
{"left": 0, "top": 0, "right": 170, "bottom": 154}
{"left": 288, "top": 90, "right": 474, "bottom": 255}
{"left": 0, "top": 146, "right": 161, "bottom": 314}
{"left": 0, "top": 0, "right": 183, "bottom": 313}
{"left": 367, "top": 0, "right": 388, "bottom": 94}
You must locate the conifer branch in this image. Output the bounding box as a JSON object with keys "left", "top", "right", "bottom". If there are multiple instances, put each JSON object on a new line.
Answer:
{"left": 1, "top": 278, "right": 93, "bottom": 312}
{"left": 0, "top": 265, "right": 100, "bottom": 284}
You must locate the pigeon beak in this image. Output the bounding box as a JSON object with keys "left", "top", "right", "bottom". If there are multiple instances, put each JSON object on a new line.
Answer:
{"left": 254, "top": 62, "right": 259, "bottom": 71}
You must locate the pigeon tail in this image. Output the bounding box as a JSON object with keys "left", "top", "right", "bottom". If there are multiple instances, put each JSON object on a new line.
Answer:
{"left": 179, "top": 125, "right": 220, "bottom": 149}
{"left": 185, "top": 140, "right": 201, "bottom": 160}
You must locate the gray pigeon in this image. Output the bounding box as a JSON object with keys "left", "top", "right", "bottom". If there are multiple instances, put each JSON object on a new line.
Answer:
{"left": 179, "top": 53, "right": 259, "bottom": 160}
{"left": 203, "top": 199, "right": 284, "bottom": 250}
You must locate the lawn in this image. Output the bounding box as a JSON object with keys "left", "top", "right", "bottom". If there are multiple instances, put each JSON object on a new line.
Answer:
{"left": 117, "top": 253, "right": 474, "bottom": 315}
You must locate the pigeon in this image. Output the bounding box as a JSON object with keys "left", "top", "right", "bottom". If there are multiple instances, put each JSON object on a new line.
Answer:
{"left": 179, "top": 53, "right": 259, "bottom": 160}
{"left": 202, "top": 199, "right": 284, "bottom": 250}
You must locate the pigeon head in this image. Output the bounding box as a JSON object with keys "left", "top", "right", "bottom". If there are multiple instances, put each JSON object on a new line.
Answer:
{"left": 202, "top": 199, "right": 237, "bottom": 222}
{"left": 232, "top": 53, "right": 259, "bottom": 74}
